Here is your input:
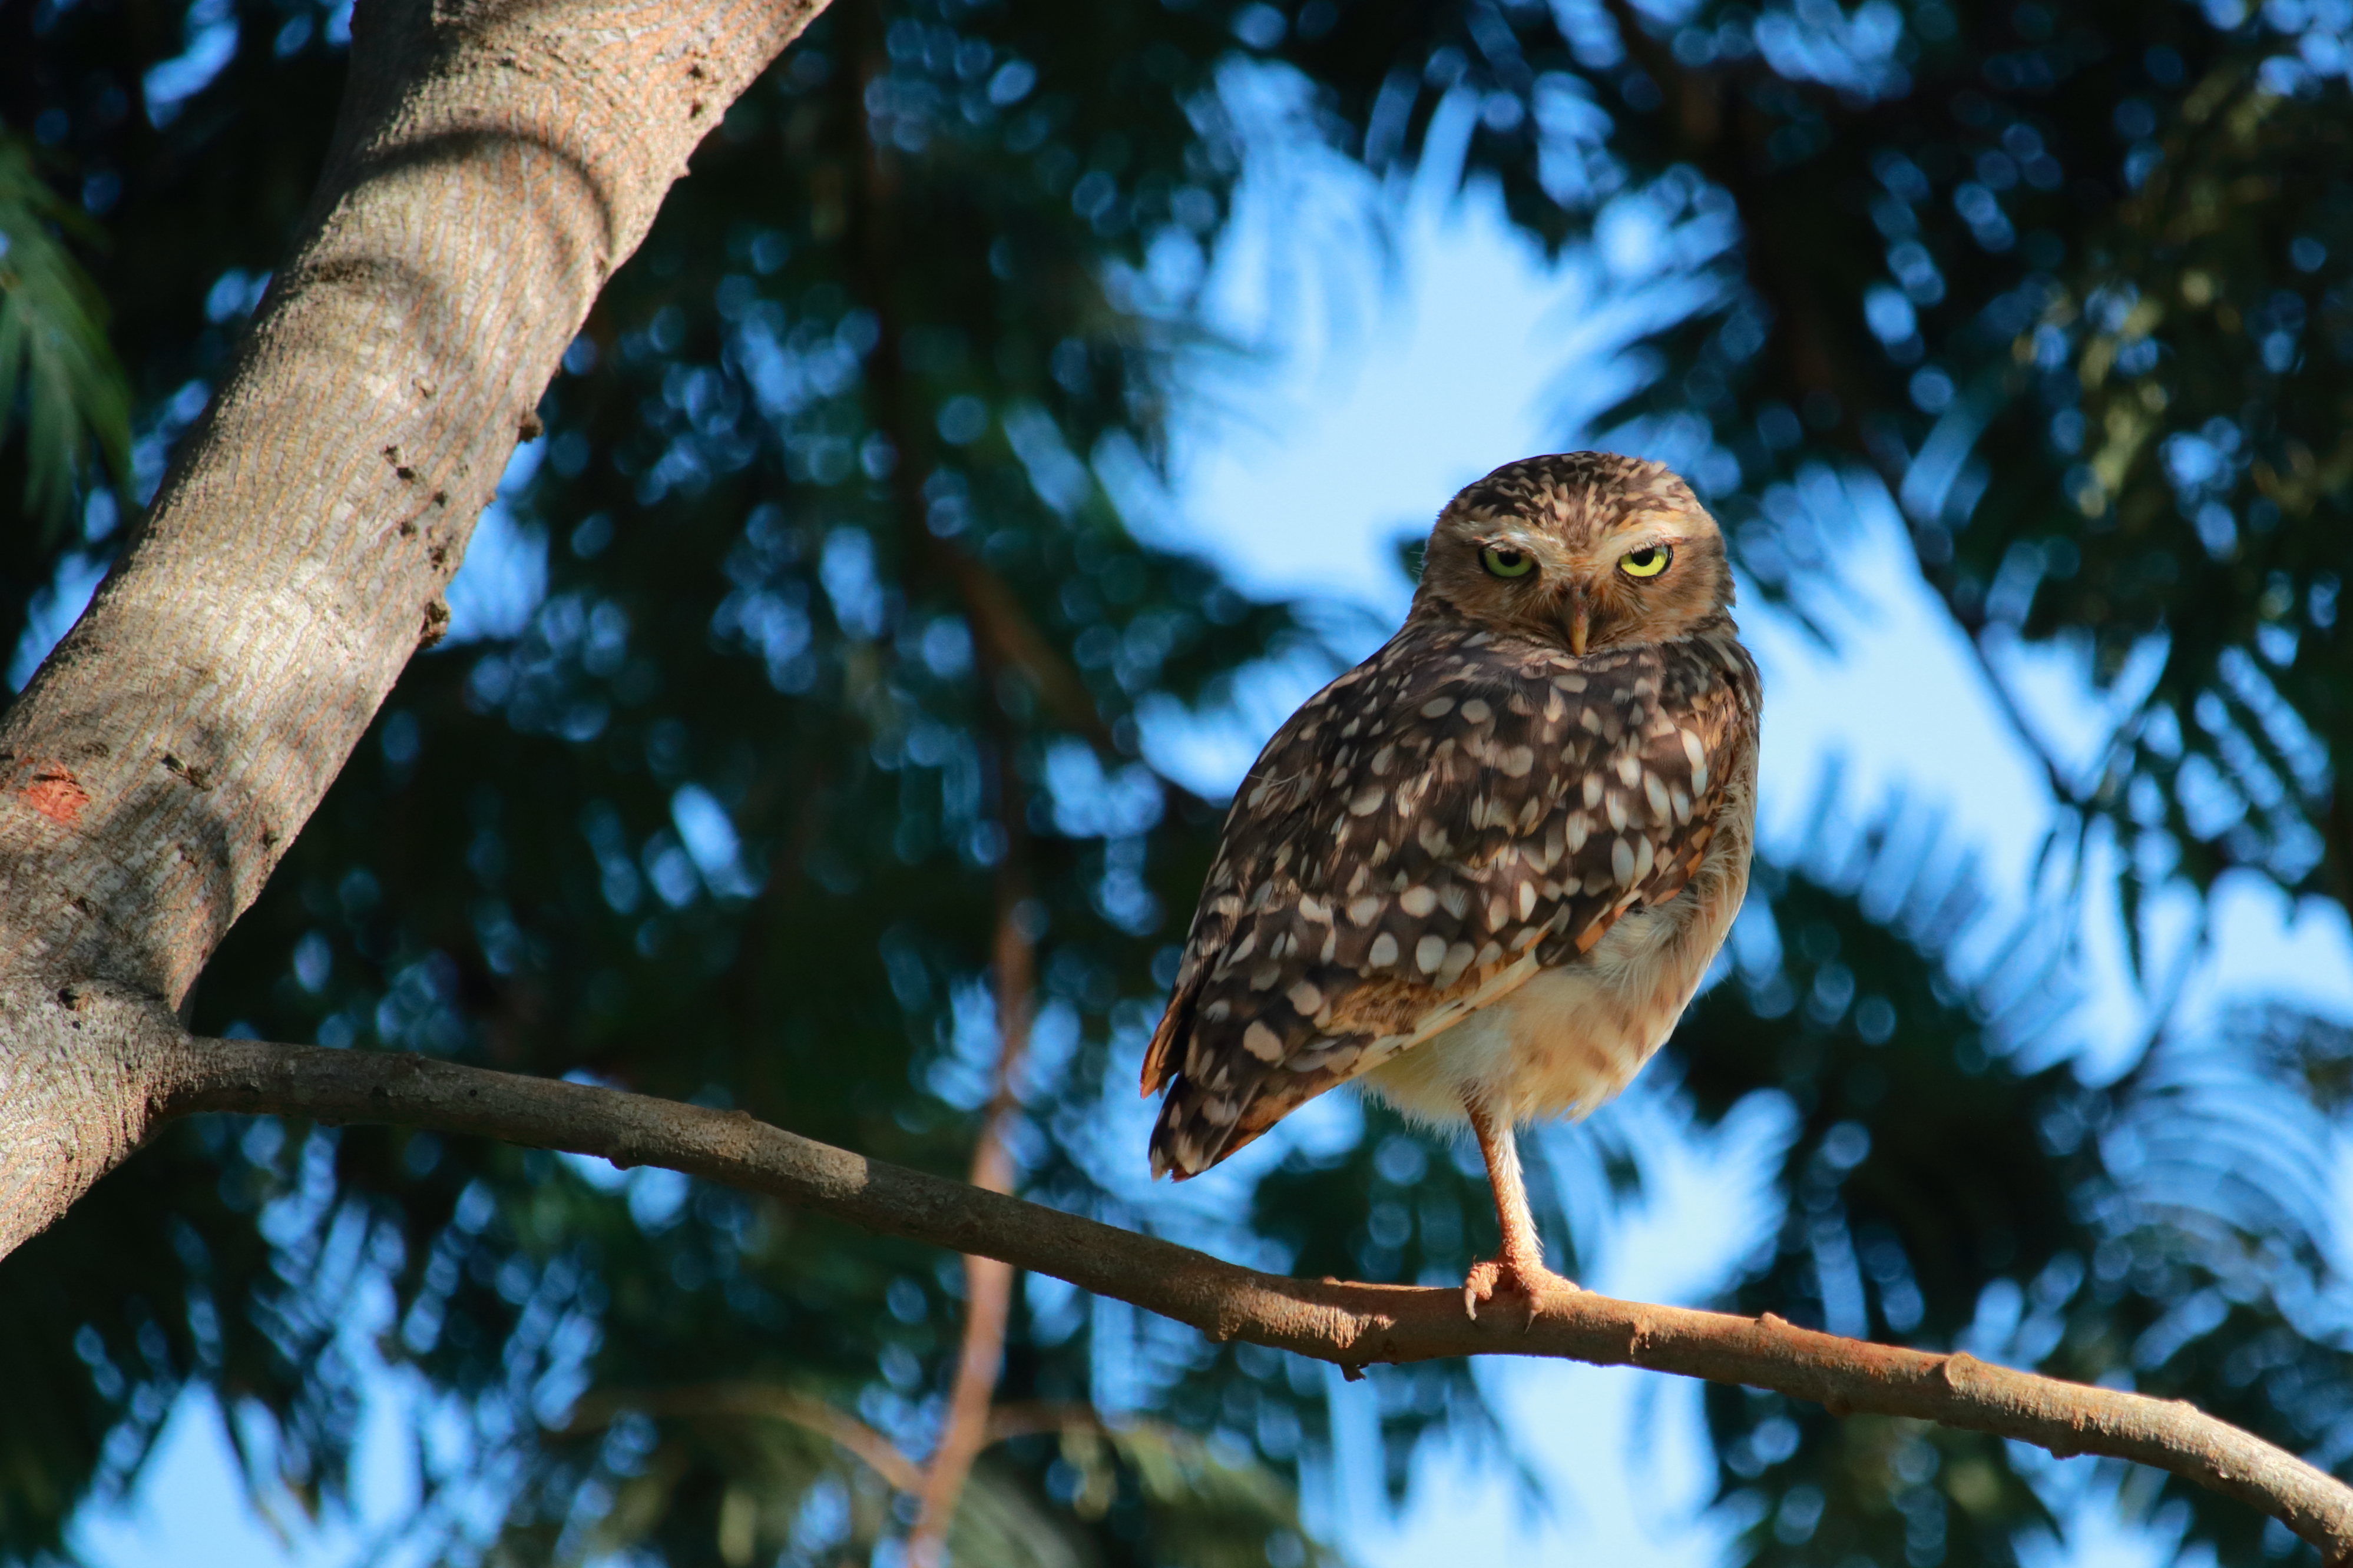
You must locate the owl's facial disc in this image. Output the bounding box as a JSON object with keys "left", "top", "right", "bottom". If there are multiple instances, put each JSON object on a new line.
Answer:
{"left": 1412, "top": 452, "right": 1732, "bottom": 656}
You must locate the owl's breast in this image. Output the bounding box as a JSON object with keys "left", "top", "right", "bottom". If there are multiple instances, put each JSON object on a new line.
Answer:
{"left": 1362, "top": 729, "right": 1756, "bottom": 1126}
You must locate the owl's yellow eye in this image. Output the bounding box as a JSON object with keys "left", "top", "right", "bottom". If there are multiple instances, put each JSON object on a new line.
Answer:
{"left": 1619, "top": 544, "right": 1672, "bottom": 579}
{"left": 1480, "top": 544, "right": 1535, "bottom": 579}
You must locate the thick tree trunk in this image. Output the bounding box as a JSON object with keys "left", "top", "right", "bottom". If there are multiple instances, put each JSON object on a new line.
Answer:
{"left": 0, "top": 0, "right": 823, "bottom": 1257}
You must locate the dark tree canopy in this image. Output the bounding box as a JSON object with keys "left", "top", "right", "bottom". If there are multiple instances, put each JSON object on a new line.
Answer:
{"left": 4, "top": 0, "right": 2352, "bottom": 1564}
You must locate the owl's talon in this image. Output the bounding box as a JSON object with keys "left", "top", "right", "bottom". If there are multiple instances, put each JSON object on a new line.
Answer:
{"left": 1461, "top": 1255, "right": 1578, "bottom": 1324}
{"left": 1462, "top": 1261, "right": 1500, "bottom": 1320}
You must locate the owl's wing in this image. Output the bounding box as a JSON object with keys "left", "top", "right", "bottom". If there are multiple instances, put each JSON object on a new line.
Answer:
{"left": 1143, "top": 622, "right": 1758, "bottom": 1178}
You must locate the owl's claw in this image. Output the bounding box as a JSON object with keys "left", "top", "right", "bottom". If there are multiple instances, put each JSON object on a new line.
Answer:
{"left": 1461, "top": 1254, "right": 1580, "bottom": 1326}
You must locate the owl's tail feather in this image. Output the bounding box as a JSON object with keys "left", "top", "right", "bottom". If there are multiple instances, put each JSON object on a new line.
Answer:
{"left": 1148, "top": 1073, "right": 1272, "bottom": 1180}
{"left": 1140, "top": 993, "right": 1186, "bottom": 1098}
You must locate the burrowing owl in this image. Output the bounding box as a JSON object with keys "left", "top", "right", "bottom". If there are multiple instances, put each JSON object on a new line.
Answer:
{"left": 1143, "top": 452, "right": 1760, "bottom": 1312}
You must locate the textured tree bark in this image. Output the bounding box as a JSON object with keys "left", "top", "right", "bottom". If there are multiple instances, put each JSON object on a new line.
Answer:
{"left": 114, "top": 1030, "right": 2353, "bottom": 1566}
{"left": 0, "top": 0, "right": 825, "bottom": 1257}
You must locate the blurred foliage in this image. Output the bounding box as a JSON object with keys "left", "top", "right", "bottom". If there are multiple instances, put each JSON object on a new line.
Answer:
{"left": 1529, "top": 0, "right": 2353, "bottom": 934}
{"left": 6, "top": 0, "right": 2353, "bottom": 1566}
{"left": 0, "top": 130, "right": 126, "bottom": 530}
{"left": 1686, "top": 805, "right": 2353, "bottom": 1567}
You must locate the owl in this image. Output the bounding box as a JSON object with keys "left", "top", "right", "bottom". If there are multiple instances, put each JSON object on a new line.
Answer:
{"left": 1142, "top": 452, "right": 1760, "bottom": 1314}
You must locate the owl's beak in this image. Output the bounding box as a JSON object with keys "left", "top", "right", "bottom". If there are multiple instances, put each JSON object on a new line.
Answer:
{"left": 1563, "top": 585, "right": 1591, "bottom": 657}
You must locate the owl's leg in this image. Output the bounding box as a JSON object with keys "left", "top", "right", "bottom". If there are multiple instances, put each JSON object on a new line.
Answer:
{"left": 1461, "top": 1098, "right": 1578, "bottom": 1321}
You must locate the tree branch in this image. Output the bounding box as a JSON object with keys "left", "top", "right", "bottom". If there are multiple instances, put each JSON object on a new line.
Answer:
{"left": 842, "top": 61, "right": 1051, "bottom": 1549}
{"left": 981, "top": 1400, "right": 1106, "bottom": 1445}
{"left": 908, "top": 833, "right": 1037, "bottom": 1564}
{"left": 123, "top": 1026, "right": 2353, "bottom": 1564}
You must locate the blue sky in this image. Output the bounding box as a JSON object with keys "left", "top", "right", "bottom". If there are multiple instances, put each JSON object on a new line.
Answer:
{"left": 57, "top": 61, "right": 2353, "bottom": 1568}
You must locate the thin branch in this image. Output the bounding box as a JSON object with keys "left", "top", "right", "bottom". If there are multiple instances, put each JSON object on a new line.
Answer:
{"left": 163, "top": 1033, "right": 2353, "bottom": 1565}
{"left": 845, "top": 59, "right": 1044, "bottom": 1545}
{"left": 560, "top": 1383, "right": 924, "bottom": 1494}
{"left": 982, "top": 1400, "right": 1106, "bottom": 1444}
{"left": 908, "top": 850, "right": 1036, "bottom": 1563}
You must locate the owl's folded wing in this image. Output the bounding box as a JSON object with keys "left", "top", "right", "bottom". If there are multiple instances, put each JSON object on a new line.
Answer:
{"left": 1143, "top": 623, "right": 1756, "bottom": 1177}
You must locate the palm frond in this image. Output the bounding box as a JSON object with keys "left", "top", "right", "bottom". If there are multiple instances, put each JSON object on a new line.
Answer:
{"left": 0, "top": 131, "right": 129, "bottom": 531}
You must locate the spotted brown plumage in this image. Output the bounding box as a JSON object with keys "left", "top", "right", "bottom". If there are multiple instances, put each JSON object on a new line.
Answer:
{"left": 1141, "top": 450, "right": 1761, "bottom": 1313}
{"left": 1143, "top": 618, "right": 1755, "bottom": 1165}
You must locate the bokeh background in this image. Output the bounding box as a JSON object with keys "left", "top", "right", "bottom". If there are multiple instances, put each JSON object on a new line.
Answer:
{"left": 7, "top": 0, "right": 2353, "bottom": 1564}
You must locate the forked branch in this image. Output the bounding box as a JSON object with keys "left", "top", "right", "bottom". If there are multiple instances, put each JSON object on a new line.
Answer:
{"left": 158, "top": 1029, "right": 2353, "bottom": 1563}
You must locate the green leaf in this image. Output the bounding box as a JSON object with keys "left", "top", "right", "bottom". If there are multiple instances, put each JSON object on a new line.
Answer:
{"left": 0, "top": 131, "right": 129, "bottom": 532}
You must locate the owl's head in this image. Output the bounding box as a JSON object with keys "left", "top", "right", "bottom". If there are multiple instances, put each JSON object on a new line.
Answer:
{"left": 1412, "top": 452, "right": 1733, "bottom": 655}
